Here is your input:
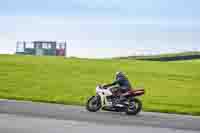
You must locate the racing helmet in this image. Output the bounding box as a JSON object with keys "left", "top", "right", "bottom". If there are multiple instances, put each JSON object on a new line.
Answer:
{"left": 115, "top": 71, "right": 125, "bottom": 79}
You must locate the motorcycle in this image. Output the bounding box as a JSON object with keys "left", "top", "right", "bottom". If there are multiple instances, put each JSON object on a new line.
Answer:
{"left": 86, "top": 84, "right": 145, "bottom": 115}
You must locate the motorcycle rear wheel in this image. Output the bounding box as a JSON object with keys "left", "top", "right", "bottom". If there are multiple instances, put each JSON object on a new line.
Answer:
{"left": 126, "top": 98, "right": 142, "bottom": 115}
{"left": 86, "top": 95, "right": 102, "bottom": 112}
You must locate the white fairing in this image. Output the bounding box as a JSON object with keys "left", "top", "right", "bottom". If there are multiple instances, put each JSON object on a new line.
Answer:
{"left": 96, "top": 85, "right": 113, "bottom": 106}
{"left": 96, "top": 86, "right": 112, "bottom": 96}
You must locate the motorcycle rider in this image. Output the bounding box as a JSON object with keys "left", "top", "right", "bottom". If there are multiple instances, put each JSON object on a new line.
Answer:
{"left": 102, "top": 71, "right": 133, "bottom": 104}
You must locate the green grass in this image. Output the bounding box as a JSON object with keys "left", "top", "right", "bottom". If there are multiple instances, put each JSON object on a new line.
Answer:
{"left": 0, "top": 54, "right": 200, "bottom": 115}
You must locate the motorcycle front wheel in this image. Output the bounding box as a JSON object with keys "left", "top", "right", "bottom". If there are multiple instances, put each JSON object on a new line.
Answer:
{"left": 86, "top": 95, "right": 102, "bottom": 112}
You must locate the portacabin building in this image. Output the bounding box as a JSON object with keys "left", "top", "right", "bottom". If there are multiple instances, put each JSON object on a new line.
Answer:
{"left": 16, "top": 41, "right": 67, "bottom": 56}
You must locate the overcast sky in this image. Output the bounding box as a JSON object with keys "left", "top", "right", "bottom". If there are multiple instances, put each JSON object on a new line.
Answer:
{"left": 0, "top": 0, "right": 200, "bottom": 58}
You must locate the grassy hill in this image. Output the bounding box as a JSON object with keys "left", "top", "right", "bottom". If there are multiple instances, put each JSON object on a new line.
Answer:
{"left": 117, "top": 51, "right": 200, "bottom": 61}
{"left": 0, "top": 54, "right": 200, "bottom": 115}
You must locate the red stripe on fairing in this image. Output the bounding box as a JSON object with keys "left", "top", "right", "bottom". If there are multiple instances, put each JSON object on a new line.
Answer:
{"left": 132, "top": 89, "right": 145, "bottom": 96}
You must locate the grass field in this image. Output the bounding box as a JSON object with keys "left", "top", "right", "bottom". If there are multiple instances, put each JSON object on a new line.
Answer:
{"left": 0, "top": 54, "right": 200, "bottom": 115}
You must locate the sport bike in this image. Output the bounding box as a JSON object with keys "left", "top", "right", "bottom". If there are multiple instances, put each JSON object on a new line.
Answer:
{"left": 86, "top": 84, "right": 145, "bottom": 115}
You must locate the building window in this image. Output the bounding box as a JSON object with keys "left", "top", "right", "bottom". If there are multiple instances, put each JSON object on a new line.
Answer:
{"left": 26, "top": 43, "right": 34, "bottom": 48}
{"left": 16, "top": 42, "right": 24, "bottom": 52}
{"left": 43, "top": 43, "right": 48, "bottom": 49}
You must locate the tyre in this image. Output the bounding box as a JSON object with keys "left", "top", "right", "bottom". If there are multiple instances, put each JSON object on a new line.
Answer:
{"left": 126, "top": 98, "right": 142, "bottom": 115}
{"left": 86, "top": 95, "right": 101, "bottom": 112}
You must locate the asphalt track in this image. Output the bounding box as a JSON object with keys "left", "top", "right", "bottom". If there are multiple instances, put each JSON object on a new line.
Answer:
{"left": 0, "top": 99, "right": 200, "bottom": 133}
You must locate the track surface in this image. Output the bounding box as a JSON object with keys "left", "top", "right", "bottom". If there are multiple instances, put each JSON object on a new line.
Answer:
{"left": 0, "top": 99, "right": 200, "bottom": 133}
